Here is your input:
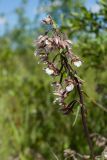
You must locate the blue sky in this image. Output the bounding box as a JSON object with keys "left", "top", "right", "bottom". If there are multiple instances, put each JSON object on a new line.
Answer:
{"left": 0, "top": 0, "right": 98, "bottom": 35}
{"left": 0, "top": 0, "right": 39, "bottom": 35}
{"left": 0, "top": 0, "right": 39, "bottom": 21}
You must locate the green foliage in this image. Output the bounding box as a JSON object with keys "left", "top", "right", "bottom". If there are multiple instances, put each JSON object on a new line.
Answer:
{"left": 0, "top": 0, "right": 107, "bottom": 159}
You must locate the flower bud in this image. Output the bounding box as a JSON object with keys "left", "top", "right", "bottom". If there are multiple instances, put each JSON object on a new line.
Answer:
{"left": 42, "top": 15, "right": 53, "bottom": 25}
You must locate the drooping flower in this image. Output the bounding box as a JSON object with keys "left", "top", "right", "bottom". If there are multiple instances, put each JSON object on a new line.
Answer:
{"left": 65, "top": 51, "right": 73, "bottom": 59}
{"left": 38, "top": 35, "right": 48, "bottom": 43}
{"left": 53, "top": 88, "right": 64, "bottom": 96}
{"left": 72, "top": 56, "right": 82, "bottom": 67}
{"left": 45, "top": 39, "right": 53, "bottom": 51}
{"left": 35, "top": 35, "right": 48, "bottom": 49}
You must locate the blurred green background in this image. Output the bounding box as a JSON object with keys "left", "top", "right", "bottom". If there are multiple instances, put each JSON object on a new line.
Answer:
{"left": 0, "top": 0, "right": 107, "bottom": 159}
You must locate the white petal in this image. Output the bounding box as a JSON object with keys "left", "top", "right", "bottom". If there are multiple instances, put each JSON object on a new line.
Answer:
{"left": 73, "top": 61, "right": 82, "bottom": 67}
{"left": 66, "top": 84, "right": 74, "bottom": 92}
{"left": 45, "top": 40, "right": 50, "bottom": 45}
{"left": 45, "top": 68, "right": 54, "bottom": 75}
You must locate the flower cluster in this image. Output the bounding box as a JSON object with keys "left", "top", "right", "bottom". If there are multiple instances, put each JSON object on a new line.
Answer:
{"left": 34, "top": 16, "right": 82, "bottom": 114}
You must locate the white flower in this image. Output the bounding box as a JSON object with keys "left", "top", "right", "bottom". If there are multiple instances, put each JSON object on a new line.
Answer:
{"left": 66, "top": 84, "right": 74, "bottom": 92}
{"left": 37, "top": 35, "right": 48, "bottom": 43}
{"left": 73, "top": 60, "right": 82, "bottom": 67}
{"left": 45, "top": 68, "right": 54, "bottom": 75}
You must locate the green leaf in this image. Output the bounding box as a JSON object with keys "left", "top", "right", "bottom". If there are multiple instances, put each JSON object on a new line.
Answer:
{"left": 73, "top": 105, "right": 80, "bottom": 126}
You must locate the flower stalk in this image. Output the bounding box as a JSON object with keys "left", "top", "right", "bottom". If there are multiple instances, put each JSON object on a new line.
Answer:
{"left": 34, "top": 15, "right": 94, "bottom": 159}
